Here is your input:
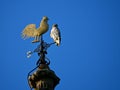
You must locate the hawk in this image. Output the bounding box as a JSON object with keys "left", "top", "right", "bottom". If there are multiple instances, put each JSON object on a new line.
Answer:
{"left": 22, "top": 16, "right": 49, "bottom": 43}
{"left": 50, "top": 24, "right": 61, "bottom": 46}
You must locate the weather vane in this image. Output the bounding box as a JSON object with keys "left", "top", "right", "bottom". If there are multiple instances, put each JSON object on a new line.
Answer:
{"left": 21, "top": 16, "right": 61, "bottom": 90}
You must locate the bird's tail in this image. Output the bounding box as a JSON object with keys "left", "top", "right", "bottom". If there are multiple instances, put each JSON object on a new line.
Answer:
{"left": 56, "top": 37, "right": 61, "bottom": 46}
{"left": 22, "top": 24, "right": 36, "bottom": 39}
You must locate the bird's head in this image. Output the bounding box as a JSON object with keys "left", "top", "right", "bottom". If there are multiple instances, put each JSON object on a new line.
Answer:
{"left": 42, "top": 16, "right": 49, "bottom": 21}
{"left": 52, "top": 24, "right": 58, "bottom": 27}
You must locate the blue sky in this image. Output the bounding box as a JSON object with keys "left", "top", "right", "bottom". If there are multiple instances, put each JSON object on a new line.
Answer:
{"left": 0, "top": 0, "right": 120, "bottom": 90}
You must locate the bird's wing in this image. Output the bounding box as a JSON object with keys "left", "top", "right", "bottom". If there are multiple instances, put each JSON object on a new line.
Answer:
{"left": 56, "top": 28, "right": 61, "bottom": 42}
{"left": 58, "top": 28, "right": 61, "bottom": 41}
{"left": 22, "top": 24, "right": 36, "bottom": 39}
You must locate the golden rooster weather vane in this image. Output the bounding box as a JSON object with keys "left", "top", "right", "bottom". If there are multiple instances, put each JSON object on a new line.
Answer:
{"left": 22, "top": 16, "right": 49, "bottom": 43}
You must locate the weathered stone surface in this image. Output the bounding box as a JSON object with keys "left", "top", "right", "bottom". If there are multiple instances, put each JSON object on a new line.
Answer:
{"left": 28, "top": 64, "right": 60, "bottom": 90}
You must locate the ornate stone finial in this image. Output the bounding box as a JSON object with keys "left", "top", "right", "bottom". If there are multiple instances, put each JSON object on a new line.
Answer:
{"left": 28, "top": 64, "right": 60, "bottom": 90}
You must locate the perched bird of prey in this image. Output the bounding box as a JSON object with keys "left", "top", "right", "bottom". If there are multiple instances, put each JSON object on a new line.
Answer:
{"left": 22, "top": 16, "right": 49, "bottom": 43}
{"left": 50, "top": 24, "right": 61, "bottom": 46}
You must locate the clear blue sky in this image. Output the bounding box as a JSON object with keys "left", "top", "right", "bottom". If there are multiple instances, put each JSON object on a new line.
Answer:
{"left": 0, "top": 0, "right": 120, "bottom": 90}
